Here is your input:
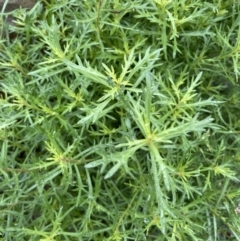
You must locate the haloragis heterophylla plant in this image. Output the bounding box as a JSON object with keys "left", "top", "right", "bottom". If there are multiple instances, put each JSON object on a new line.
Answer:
{"left": 0, "top": 0, "right": 240, "bottom": 240}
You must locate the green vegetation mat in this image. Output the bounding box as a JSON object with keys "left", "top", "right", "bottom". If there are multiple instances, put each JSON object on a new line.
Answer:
{"left": 0, "top": 0, "right": 240, "bottom": 240}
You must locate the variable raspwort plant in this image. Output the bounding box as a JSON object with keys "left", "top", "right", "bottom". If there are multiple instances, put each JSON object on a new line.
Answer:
{"left": 0, "top": 0, "right": 240, "bottom": 240}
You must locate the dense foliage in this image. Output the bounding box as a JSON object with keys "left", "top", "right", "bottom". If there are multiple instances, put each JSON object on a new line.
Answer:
{"left": 0, "top": 0, "right": 240, "bottom": 240}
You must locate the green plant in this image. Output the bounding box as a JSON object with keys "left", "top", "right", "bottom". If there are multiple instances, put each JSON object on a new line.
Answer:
{"left": 0, "top": 0, "right": 240, "bottom": 240}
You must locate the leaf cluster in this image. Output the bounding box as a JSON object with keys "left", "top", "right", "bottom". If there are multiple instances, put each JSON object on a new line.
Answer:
{"left": 0, "top": 0, "right": 240, "bottom": 240}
